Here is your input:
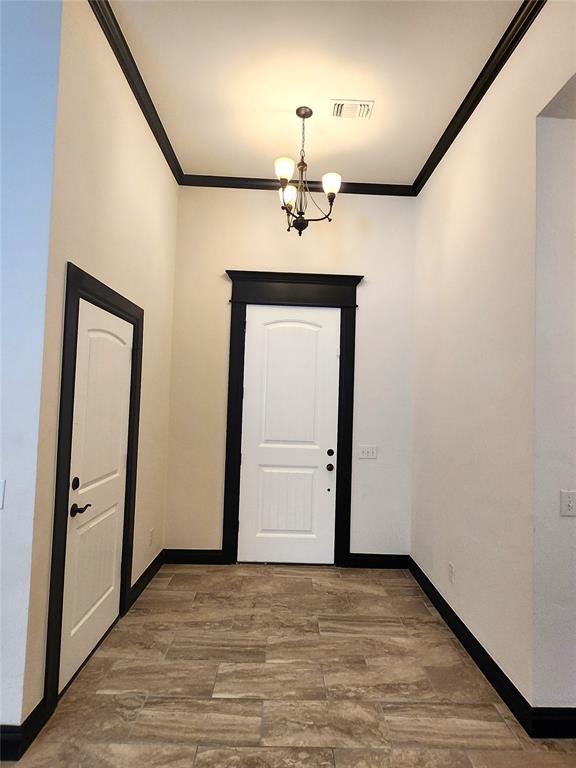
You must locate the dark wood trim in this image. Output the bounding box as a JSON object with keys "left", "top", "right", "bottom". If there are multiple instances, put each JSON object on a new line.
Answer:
{"left": 409, "top": 557, "right": 576, "bottom": 739}
{"left": 127, "top": 550, "right": 165, "bottom": 605}
{"left": 181, "top": 175, "right": 416, "bottom": 197}
{"left": 0, "top": 700, "right": 50, "bottom": 762}
{"left": 222, "top": 300, "right": 248, "bottom": 563}
{"left": 88, "top": 0, "right": 183, "bottom": 183}
{"left": 44, "top": 263, "right": 144, "bottom": 714}
{"left": 222, "top": 270, "right": 363, "bottom": 565}
{"left": 333, "top": 307, "right": 356, "bottom": 564}
{"left": 227, "top": 270, "right": 362, "bottom": 309}
{"left": 340, "top": 553, "right": 411, "bottom": 569}
{"left": 413, "top": 0, "right": 547, "bottom": 193}
{"left": 530, "top": 708, "right": 576, "bottom": 739}
{"left": 164, "top": 549, "right": 233, "bottom": 565}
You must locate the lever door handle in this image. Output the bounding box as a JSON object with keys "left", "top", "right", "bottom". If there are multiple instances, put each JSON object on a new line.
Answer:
{"left": 326, "top": 463, "right": 335, "bottom": 472}
{"left": 70, "top": 503, "right": 92, "bottom": 518}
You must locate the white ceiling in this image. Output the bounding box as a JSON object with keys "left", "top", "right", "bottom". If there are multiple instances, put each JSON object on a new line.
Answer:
{"left": 111, "top": 0, "right": 522, "bottom": 184}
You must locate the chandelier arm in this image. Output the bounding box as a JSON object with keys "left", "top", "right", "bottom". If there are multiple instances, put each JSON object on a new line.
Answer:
{"left": 304, "top": 178, "right": 330, "bottom": 218}
{"left": 301, "top": 206, "right": 334, "bottom": 223}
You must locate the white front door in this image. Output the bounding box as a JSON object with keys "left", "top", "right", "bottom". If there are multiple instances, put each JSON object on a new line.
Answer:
{"left": 238, "top": 304, "right": 340, "bottom": 563}
{"left": 59, "top": 299, "right": 133, "bottom": 691}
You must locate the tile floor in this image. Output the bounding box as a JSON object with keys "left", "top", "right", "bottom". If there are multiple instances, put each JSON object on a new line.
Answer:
{"left": 8, "top": 564, "right": 576, "bottom": 766}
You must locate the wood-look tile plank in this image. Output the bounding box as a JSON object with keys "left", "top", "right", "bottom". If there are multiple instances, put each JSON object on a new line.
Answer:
{"left": 241, "top": 576, "right": 314, "bottom": 595}
{"left": 167, "top": 632, "right": 267, "bottom": 662}
{"left": 252, "top": 594, "right": 351, "bottom": 613}
{"left": 93, "top": 743, "right": 197, "bottom": 767}
{"left": 92, "top": 628, "right": 173, "bottom": 661}
{"left": 365, "top": 638, "right": 466, "bottom": 668}
{"left": 381, "top": 704, "right": 521, "bottom": 750}
{"left": 324, "top": 662, "right": 437, "bottom": 702}
{"left": 267, "top": 635, "right": 424, "bottom": 665}
{"left": 334, "top": 747, "right": 473, "bottom": 767}
{"left": 1, "top": 740, "right": 86, "bottom": 767}
{"left": 146, "top": 575, "right": 172, "bottom": 590}
{"left": 195, "top": 746, "right": 335, "bottom": 767}
{"left": 213, "top": 662, "right": 326, "bottom": 700}
{"left": 41, "top": 692, "right": 146, "bottom": 743}
{"left": 129, "top": 697, "right": 262, "bottom": 745}
{"left": 339, "top": 570, "right": 410, "bottom": 583}
{"left": 318, "top": 616, "right": 405, "bottom": 637}
{"left": 262, "top": 700, "right": 390, "bottom": 748}
{"left": 468, "top": 750, "right": 576, "bottom": 766}
{"left": 96, "top": 658, "right": 218, "bottom": 697}
{"left": 400, "top": 617, "right": 453, "bottom": 639}
{"left": 346, "top": 596, "right": 434, "bottom": 619}
{"left": 129, "top": 589, "right": 198, "bottom": 614}
{"left": 14, "top": 740, "right": 198, "bottom": 767}
{"left": 167, "top": 574, "right": 246, "bottom": 593}
{"left": 423, "top": 663, "right": 499, "bottom": 704}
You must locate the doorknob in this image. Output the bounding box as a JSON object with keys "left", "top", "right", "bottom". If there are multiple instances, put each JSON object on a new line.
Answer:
{"left": 326, "top": 463, "right": 335, "bottom": 472}
{"left": 70, "top": 503, "right": 92, "bottom": 518}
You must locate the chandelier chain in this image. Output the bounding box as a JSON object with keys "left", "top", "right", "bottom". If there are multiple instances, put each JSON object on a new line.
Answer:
{"left": 300, "top": 118, "right": 306, "bottom": 160}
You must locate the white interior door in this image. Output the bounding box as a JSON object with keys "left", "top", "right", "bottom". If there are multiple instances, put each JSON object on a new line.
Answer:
{"left": 238, "top": 304, "right": 340, "bottom": 563}
{"left": 59, "top": 299, "right": 133, "bottom": 691}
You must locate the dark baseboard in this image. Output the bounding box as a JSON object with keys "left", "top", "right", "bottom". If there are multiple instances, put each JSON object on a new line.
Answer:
{"left": 163, "top": 548, "right": 233, "bottom": 565}
{"left": 0, "top": 699, "right": 50, "bottom": 762}
{"left": 408, "top": 557, "right": 576, "bottom": 739}
{"left": 124, "top": 549, "right": 165, "bottom": 609}
{"left": 531, "top": 707, "right": 576, "bottom": 739}
{"left": 339, "top": 552, "right": 411, "bottom": 569}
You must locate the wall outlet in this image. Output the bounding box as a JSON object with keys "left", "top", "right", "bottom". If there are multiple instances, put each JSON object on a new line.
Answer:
{"left": 359, "top": 445, "right": 378, "bottom": 459}
{"left": 560, "top": 490, "right": 576, "bottom": 517}
{"left": 148, "top": 527, "right": 155, "bottom": 546}
{"left": 448, "top": 562, "right": 455, "bottom": 584}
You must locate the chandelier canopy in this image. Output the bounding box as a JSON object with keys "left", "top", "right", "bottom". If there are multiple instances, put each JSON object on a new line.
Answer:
{"left": 274, "top": 106, "right": 342, "bottom": 236}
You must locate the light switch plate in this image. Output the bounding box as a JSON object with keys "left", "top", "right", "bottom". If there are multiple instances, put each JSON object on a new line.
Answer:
{"left": 359, "top": 445, "right": 378, "bottom": 459}
{"left": 0, "top": 480, "right": 5, "bottom": 510}
{"left": 560, "top": 490, "right": 576, "bottom": 517}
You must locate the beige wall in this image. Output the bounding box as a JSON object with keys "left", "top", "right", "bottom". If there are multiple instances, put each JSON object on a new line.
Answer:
{"left": 167, "top": 187, "right": 416, "bottom": 554}
{"left": 21, "top": 0, "right": 178, "bottom": 718}
{"left": 534, "top": 115, "right": 576, "bottom": 706}
{"left": 412, "top": 0, "right": 576, "bottom": 702}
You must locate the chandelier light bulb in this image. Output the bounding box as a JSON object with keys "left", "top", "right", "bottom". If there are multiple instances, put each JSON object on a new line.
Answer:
{"left": 274, "top": 156, "right": 295, "bottom": 182}
{"left": 279, "top": 184, "right": 297, "bottom": 207}
{"left": 322, "top": 172, "right": 342, "bottom": 196}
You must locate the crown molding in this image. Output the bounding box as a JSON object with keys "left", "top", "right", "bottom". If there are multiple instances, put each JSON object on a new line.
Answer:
{"left": 88, "top": 0, "right": 183, "bottom": 182}
{"left": 90, "top": 0, "right": 546, "bottom": 196}
{"left": 181, "top": 175, "right": 416, "bottom": 196}
{"left": 412, "top": 0, "right": 547, "bottom": 194}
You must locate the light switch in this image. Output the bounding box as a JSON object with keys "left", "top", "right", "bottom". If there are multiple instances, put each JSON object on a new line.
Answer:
{"left": 0, "top": 480, "right": 5, "bottom": 510}
{"left": 560, "top": 490, "right": 576, "bottom": 517}
{"left": 359, "top": 445, "right": 378, "bottom": 459}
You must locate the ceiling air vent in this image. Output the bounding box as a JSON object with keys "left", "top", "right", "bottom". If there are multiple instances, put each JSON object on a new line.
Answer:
{"left": 331, "top": 99, "right": 374, "bottom": 119}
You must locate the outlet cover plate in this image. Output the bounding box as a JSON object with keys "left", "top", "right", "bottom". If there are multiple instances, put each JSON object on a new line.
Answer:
{"left": 359, "top": 445, "right": 378, "bottom": 459}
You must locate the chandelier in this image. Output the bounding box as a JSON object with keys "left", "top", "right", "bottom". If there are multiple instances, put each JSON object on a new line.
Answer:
{"left": 274, "top": 106, "right": 342, "bottom": 236}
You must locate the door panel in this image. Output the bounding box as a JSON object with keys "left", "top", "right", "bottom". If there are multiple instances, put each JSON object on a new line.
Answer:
{"left": 238, "top": 305, "right": 340, "bottom": 563}
{"left": 59, "top": 300, "right": 133, "bottom": 691}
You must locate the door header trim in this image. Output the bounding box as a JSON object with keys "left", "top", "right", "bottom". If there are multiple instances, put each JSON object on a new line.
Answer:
{"left": 226, "top": 270, "right": 364, "bottom": 309}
